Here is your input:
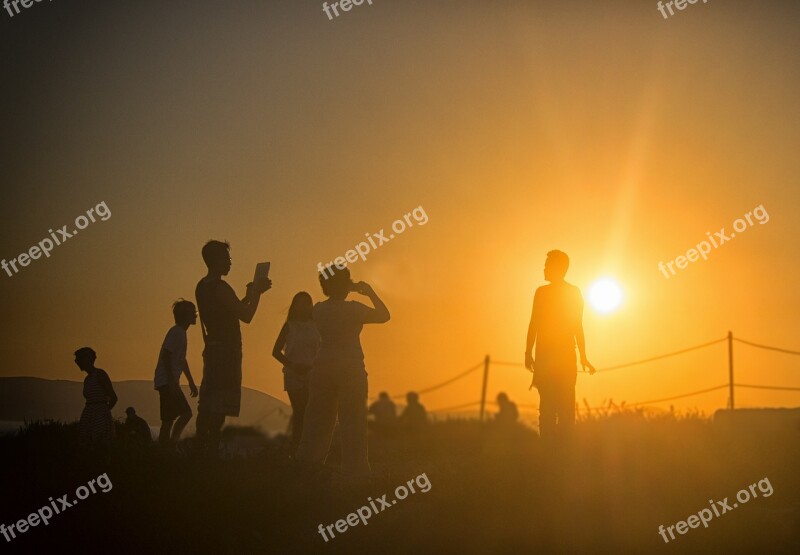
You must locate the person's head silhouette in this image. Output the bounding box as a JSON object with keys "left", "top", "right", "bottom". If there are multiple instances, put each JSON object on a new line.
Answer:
{"left": 173, "top": 299, "right": 197, "bottom": 328}
{"left": 497, "top": 392, "right": 509, "bottom": 404}
{"left": 319, "top": 265, "right": 353, "bottom": 300}
{"left": 379, "top": 392, "right": 390, "bottom": 401}
{"left": 125, "top": 407, "right": 136, "bottom": 417}
{"left": 202, "top": 240, "right": 232, "bottom": 276}
{"left": 544, "top": 250, "right": 569, "bottom": 283}
{"left": 74, "top": 347, "right": 97, "bottom": 372}
{"left": 287, "top": 291, "right": 313, "bottom": 321}
{"left": 406, "top": 391, "right": 419, "bottom": 405}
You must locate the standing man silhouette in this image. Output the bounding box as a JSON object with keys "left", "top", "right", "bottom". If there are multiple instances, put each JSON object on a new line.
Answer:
{"left": 525, "top": 250, "right": 595, "bottom": 440}
{"left": 195, "top": 240, "right": 271, "bottom": 458}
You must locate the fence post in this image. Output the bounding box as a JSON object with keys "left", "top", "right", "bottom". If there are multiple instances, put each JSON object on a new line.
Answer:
{"left": 728, "top": 330, "right": 735, "bottom": 410}
{"left": 479, "top": 355, "right": 490, "bottom": 421}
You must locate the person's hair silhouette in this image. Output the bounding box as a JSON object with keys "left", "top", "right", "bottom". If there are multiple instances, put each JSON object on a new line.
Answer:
{"left": 525, "top": 250, "right": 595, "bottom": 441}
{"left": 272, "top": 291, "right": 320, "bottom": 457}
{"left": 295, "top": 265, "right": 390, "bottom": 484}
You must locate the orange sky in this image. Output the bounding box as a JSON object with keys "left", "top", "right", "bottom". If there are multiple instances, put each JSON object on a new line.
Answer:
{"left": 1, "top": 0, "right": 799, "bottom": 418}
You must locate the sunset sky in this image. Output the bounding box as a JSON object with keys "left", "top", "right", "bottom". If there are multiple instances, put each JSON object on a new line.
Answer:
{"left": 1, "top": 0, "right": 799, "bottom": 419}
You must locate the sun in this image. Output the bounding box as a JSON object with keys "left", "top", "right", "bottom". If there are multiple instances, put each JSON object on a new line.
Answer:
{"left": 588, "top": 278, "right": 623, "bottom": 313}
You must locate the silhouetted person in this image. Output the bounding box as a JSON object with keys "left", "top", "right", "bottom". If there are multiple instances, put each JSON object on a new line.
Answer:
{"left": 195, "top": 240, "right": 271, "bottom": 458}
{"left": 525, "top": 250, "right": 595, "bottom": 440}
{"left": 75, "top": 347, "right": 117, "bottom": 448}
{"left": 296, "top": 266, "right": 390, "bottom": 484}
{"left": 495, "top": 392, "right": 519, "bottom": 426}
{"left": 400, "top": 392, "right": 428, "bottom": 432}
{"left": 368, "top": 392, "right": 397, "bottom": 435}
{"left": 124, "top": 407, "right": 153, "bottom": 444}
{"left": 272, "top": 291, "right": 320, "bottom": 457}
{"left": 154, "top": 300, "right": 199, "bottom": 445}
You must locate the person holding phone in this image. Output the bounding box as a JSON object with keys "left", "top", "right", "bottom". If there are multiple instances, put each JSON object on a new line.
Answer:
{"left": 194, "top": 240, "right": 271, "bottom": 458}
{"left": 295, "top": 265, "right": 389, "bottom": 484}
{"left": 272, "top": 291, "right": 320, "bottom": 457}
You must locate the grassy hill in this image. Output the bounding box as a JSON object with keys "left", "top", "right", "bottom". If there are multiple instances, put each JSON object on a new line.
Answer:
{"left": 0, "top": 410, "right": 797, "bottom": 554}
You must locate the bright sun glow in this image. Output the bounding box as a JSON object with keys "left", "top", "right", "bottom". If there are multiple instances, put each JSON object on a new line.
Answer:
{"left": 588, "top": 278, "right": 623, "bottom": 313}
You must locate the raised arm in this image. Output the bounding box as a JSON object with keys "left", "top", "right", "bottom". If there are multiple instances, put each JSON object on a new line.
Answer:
{"left": 217, "top": 278, "right": 271, "bottom": 324}
{"left": 353, "top": 282, "right": 390, "bottom": 323}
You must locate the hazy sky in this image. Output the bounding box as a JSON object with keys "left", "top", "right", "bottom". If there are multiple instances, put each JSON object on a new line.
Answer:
{"left": 2, "top": 0, "right": 799, "bottom": 417}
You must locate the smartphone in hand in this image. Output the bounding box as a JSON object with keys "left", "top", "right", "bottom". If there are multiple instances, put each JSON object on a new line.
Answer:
{"left": 253, "top": 262, "right": 270, "bottom": 283}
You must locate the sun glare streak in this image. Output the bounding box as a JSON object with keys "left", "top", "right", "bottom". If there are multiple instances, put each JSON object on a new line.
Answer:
{"left": 588, "top": 278, "right": 623, "bottom": 313}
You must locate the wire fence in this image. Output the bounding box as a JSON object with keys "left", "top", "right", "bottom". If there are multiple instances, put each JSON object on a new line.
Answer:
{"left": 410, "top": 334, "right": 800, "bottom": 414}
{"left": 257, "top": 334, "right": 800, "bottom": 423}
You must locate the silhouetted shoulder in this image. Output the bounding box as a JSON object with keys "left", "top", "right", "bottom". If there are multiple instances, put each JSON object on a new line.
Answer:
{"left": 94, "top": 368, "right": 114, "bottom": 390}
{"left": 566, "top": 282, "right": 583, "bottom": 299}
{"left": 164, "top": 324, "right": 185, "bottom": 344}
{"left": 534, "top": 284, "right": 551, "bottom": 297}
{"left": 347, "top": 300, "right": 371, "bottom": 312}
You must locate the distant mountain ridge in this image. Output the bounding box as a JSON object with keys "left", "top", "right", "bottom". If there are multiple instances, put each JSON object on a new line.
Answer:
{"left": 0, "top": 377, "right": 290, "bottom": 434}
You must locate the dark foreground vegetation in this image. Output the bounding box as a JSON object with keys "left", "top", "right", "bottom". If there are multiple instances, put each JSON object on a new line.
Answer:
{"left": 1, "top": 412, "right": 798, "bottom": 555}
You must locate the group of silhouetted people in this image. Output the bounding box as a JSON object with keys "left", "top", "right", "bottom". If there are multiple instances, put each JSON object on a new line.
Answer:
{"left": 74, "top": 347, "right": 158, "bottom": 449}
{"left": 366, "top": 391, "right": 431, "bottom": 435}
{"left": 75, "top": 245, "right": 594, "bottom": 477}
{"left": 75, "top": 240, "right": 393, "bottom": 483}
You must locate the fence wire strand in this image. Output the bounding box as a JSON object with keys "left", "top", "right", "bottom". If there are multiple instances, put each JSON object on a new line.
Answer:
{"left": 369, "top": 334, "right": 800, "bottom": 413}
{"left": 734, "top": 337, "right": 800, "bottom": 356}
{"left": 493, "top": 337, "right": 727, "bottom": 373}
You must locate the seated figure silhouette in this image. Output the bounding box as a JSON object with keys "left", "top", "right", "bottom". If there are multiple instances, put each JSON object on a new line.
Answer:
{"left": 525, "top": 250, "right": 595, "bottom": 441}
{"left": 399, "top": 392, "right": 428, "bottom": 432}
{"left": 124, "top": 407, "right": 153, "bottom": 444}
{"left": 368, "top": 392, "right": 397, "bottom": 435}
{"left": 495, "top": 392, "right": 519, "bottom": 426}
{"left": 75, "top": 347, "right": 117, "bottom": 448}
